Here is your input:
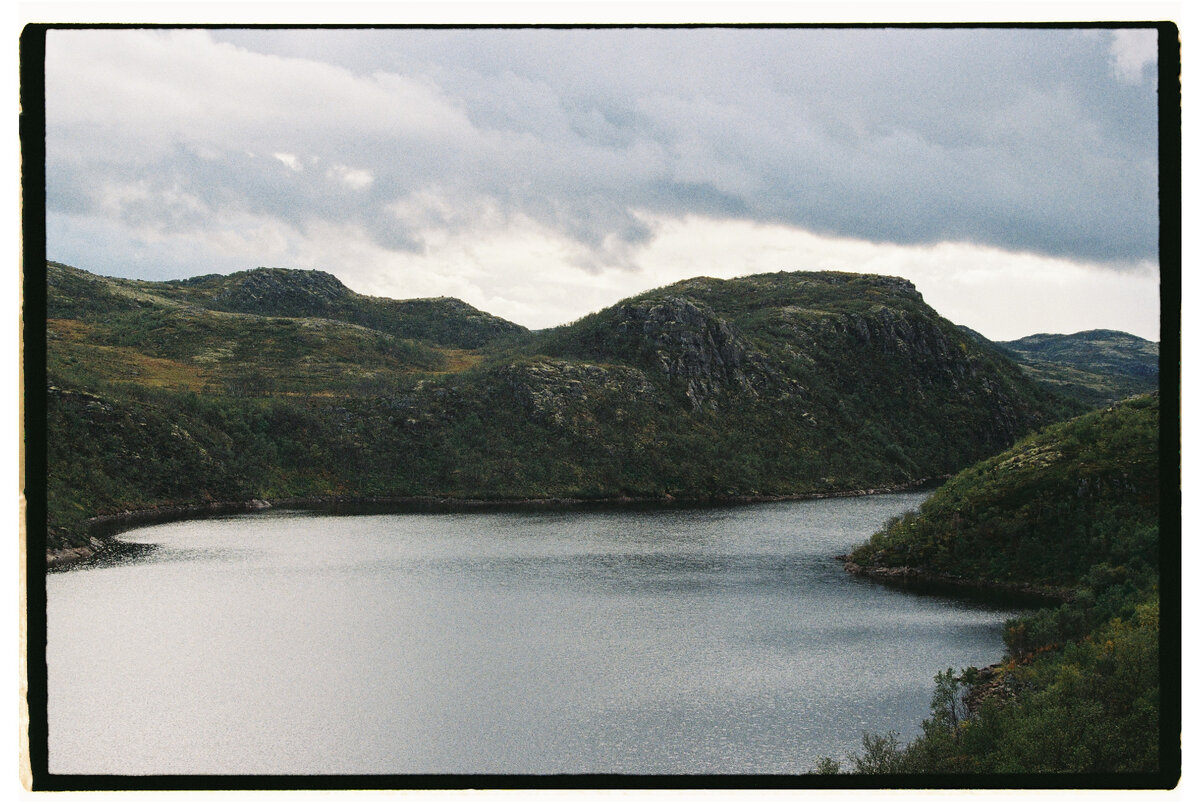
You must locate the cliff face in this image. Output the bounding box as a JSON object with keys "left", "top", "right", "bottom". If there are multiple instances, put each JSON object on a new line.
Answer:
{"left": 796, "top": 304, "right": 1041, "bottom": 454}
{"left": 604, "top": 296, "right": 781, "bottom": 408}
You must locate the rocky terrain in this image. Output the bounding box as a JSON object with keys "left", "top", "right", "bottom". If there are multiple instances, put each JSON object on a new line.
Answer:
{"left": 42, "top": 263, "right": 1089, "bottom": 552}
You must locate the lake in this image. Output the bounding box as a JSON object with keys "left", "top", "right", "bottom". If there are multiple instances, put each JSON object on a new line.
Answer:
{"left": 46, "top": 493, "right": 1023, "bottom": 775}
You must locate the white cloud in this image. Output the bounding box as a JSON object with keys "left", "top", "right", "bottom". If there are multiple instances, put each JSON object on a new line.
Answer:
{"left": 45, "top": 28, "right": 477, "bottom": 163}
{"left": 273, "top": 153, "right": 303, "bottom": 172}
{"left": 327, "top": 164, "right": 374, "bottom": 190}
{"left": 1109, "top": 29, "right": 1158, "bottom": 84}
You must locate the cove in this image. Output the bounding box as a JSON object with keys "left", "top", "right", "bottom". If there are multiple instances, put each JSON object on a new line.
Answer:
{"left": 46, "top": 492, "right": 1024, "bottom": 775}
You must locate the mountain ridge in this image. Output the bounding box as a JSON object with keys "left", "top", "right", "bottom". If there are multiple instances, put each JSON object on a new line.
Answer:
{"left": 995, "top": 329, "right": 1159, "bottom": 407}
{"left": 45, "top": 261, "right": 1089, "bottom": 551}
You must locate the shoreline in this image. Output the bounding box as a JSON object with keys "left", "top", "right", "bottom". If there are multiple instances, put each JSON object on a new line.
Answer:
{"left": 837, "top": 557, "right": 1074, "bottom": 607}
{"left": 44, "top": 477, "right": 943, "bottom": 569}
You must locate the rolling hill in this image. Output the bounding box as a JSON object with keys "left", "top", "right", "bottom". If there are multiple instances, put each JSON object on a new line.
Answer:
{"left": 42, "top": 262, "right": 1084, "bottom": 551}
{"left": 995, "top": 330, "right": 1159, "bottom": 408}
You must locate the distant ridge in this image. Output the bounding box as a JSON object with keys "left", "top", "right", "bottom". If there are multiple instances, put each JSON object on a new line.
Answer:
{"left": 996, "top": 329, "right": 1159, "bottom": 407}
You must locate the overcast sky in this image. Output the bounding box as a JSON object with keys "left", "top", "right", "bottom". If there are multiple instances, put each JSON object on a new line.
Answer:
{"left": 42, "top": 25, "right": 1163, "bottom": 340}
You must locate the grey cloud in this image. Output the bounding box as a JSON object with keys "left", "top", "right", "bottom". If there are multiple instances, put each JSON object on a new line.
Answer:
{"left": 48, "top": 26, "right": 1162, "bottom": 275}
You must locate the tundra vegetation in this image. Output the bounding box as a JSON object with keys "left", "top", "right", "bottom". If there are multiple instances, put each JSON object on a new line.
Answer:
{"left": 828, "top": 393, "right": 1162, "bottom": 775}
{"left": 43, "top": 261, "right": 1087, "bottom": 548}
{"left": 37, "top": 261, "right": 1164, "bottom": 776}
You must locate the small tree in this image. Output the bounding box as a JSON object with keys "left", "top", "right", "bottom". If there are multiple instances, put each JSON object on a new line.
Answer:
{"left": 928, "top": 667, "right": 973, "bottom": 741}
{"left": 851, "top": 731, "right": 907, "bottom": 773}
{"left": 812, "top": 756, "right": 841, "bottom": 775}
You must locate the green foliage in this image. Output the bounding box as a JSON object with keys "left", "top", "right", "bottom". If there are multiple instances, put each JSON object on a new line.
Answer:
{"left": 811, "top": 756, "right": 842, "bottom": 775}
{"left": 848, "top": 731, "right": 907, "bottom": 774}
{"left": 849, "top": 393, "right": 1159, "bottom": 591}
{"left": 845, "top": 395, "right": 1162, "bottom": 775}
{"left": 43, "top": 262, "right": 1085, "bottom": 550}
{"left": 868, "top": 597, "right": 1161, "bottom": 775}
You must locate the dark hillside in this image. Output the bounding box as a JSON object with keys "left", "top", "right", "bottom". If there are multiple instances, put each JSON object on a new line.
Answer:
{"left": 534, "top": 271, "right": 1082, "bottom": 472}
{"left": 838, "top": 394, "right": 1162, "bottom": 774}
{"left": 849, "top": 393, "right": 1158, "bottom": 595}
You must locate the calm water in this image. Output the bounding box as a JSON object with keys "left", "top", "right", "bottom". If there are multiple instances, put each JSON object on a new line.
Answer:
{"left": 46, "top": 493, "right": 1023, "bottom": 775}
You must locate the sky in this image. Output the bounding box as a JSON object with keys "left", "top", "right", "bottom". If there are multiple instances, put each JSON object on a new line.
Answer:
{"left": 40, "top": 23, "right": 1165, "bottom": 341}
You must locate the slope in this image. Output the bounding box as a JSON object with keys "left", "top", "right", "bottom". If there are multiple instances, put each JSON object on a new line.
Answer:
{"left": 995, "top": 330, "right": 1159, "bottom": 408}
{"left": 46, "top": 261, "right": 521, "bottom": 394}
{"left": 838, "top": 393, "right": 1162, "bottom": 774}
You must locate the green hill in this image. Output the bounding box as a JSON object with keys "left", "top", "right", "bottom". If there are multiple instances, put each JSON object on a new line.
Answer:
{"left": 994, "top": 330, "right": 1159, "bottom": 408}
{"left": 170, "top": 266, "right": 528, "bottom": 349}
{"left": 837, "top": 393, "right": 1161, "bottom": 774}
{"left": 530, "top": 271, "right": 1081, "bottom": 472}
{"left": 42, "top": 262, "right": 1082, "bottom": 551}
{"left": 46, "top": 262, "right": 522, "bottom": 395}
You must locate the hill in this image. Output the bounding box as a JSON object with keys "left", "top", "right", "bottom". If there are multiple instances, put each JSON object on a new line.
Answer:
{"left": 994, "top": 330, "right": 1159, "bottom": 408}
{"left": 170, "top": 266, "right": 527, "bottom": 349}
{"left": 41, "top": 263, "right": 1082, "bottom": 551}
{"left": 838, "top": 393, "right": 1161, "bottom": 774}
{"left": 46, "top": 261, "right": 523, "bottom": 394}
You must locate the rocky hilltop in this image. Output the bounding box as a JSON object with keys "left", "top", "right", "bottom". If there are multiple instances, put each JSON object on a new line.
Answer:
{"left": 207, "top": 268, "right": 354, "bottom": 316}
{"left": 532, "top": 271, "right": 1073, "bottom": 462}
{"left": 43, "top": 263, "right": 1084, "bottom": 551}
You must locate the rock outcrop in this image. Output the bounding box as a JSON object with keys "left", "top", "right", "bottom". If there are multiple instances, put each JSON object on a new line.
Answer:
{"left": 498, "top": 359, "right": 660, "bottom": 426}
{"left": 212, "top": 268, "right": 352, "bottom": 316}
{"left": 609, "top": 296, "right": 779, "bottom": 408}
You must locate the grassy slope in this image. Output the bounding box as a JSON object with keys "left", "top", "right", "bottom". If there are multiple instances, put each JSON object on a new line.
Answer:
{"left": 995, "top": 330, "right": 1159, "bottom": 408}
{"left": 164, "top": 265, "right": 528, "bottom": 349}
{"left": 839, "top": 394, "right": 1161, "bottom": 774}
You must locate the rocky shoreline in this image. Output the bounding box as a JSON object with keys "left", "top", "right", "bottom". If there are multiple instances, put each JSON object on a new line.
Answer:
{"left": 46, "top": 499, "right": 273, "bottom": 568}
{"left": 44, "top": 478, "right": 941, "bottom": 569}
{"left": 838, "top": 557, "right": 1074, "bottom": 606}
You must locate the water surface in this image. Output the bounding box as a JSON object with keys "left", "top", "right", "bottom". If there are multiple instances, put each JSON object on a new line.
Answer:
{"left": 47, "top": 494, "right": 1021, "bottom": 775}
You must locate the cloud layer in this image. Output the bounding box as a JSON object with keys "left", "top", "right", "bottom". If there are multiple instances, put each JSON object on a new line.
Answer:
{"left": 42, "top": 26, "right": 1162, "bottom": 338}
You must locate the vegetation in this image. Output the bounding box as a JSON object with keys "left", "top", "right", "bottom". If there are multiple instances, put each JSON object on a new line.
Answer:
{"left": 830, "top": 394, "right": 1162, "bottom": 775}
{"left": 41, "top": 263, "right": 1092, "bottom": 551}
{"left": 989, "top": 329, "right": 1159, "bottom": 408}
